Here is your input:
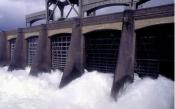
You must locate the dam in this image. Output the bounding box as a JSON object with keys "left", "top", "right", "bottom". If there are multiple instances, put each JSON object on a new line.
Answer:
{"left": 0, "top": 0, "right": 174, "bottom": 99}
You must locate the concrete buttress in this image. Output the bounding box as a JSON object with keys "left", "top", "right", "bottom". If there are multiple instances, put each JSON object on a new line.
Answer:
{"left": 111, "top": 10, "right": 136, "bottom": 100}
{"left": 30, "top": 24, "right": 51, "bottom": 76}
{"left": 59, "top": 18, "right": 84, "bottom": 88}
{"left": 8, "top": 28, "right": 27, "bottom": 71}
{"left": 0, "top": 31, "right": 8, "bottom": 66}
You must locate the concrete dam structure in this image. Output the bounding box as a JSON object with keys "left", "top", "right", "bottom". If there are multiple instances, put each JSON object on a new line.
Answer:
{"left": 0, "top": 1, "right": 174, "bottom": 99}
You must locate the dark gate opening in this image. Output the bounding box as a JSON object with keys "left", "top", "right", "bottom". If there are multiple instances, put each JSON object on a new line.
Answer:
{"left": 135, "top": 23, "right": 174, "bottom": 80}
{"left": 50, "top": 33, "right": 71, "bottom": 71}
{"left": 27, "top": 36, "right": 38, "bottom": 66}
{"left": 85, "top": 30, "right": 121, "bottom": 73}
{"left": 9, "top": 39, "right": 16, "bottom": 60}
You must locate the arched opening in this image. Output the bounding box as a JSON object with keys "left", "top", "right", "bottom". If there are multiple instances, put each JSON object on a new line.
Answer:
{"left": 135, "top": 23, "right": 174, "bottom": 80}
{"left": 26, "top": 36, "right": 38, "bottom": 66}
{"left": 84, "top": 29, "right": 121, "bottom": 73}
{"left": 50, "top": 33, "right": 71, "bottom": 71}
{"left": 9, "top": 38, "right": 16, "bottom": 60}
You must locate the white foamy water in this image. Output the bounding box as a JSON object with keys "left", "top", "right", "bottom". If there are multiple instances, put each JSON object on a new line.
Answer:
{"left": 0, "top": 67, "right": 173, "bottom": 109}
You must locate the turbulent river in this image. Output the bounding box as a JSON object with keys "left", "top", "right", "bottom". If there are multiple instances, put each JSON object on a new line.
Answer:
{"left": 0, "top": 67, "right": 173, "bottom": 109}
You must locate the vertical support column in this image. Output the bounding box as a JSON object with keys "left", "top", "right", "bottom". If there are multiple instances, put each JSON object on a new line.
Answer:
{"left": 111, "top": 10, "right": 136, "bottom": 100}
{"left": 59, "top": 18, "right": 84, "bottom": 88}
{"left": 46, "top": 0, "right": 49, "bottom": 24}
{"left": 30, "top": 24, "right": 51, "bottom": 76}
{"left": 8, "top": 28, "right": 27, "bottom": 71}
{"left": 0, "top": 31, "right": 8, "bottom": 66}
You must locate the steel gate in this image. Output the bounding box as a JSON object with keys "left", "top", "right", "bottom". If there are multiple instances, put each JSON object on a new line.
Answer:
{"left": 85, "top": 30, "right": 121, "bottom": 73}
{"left": 51, "top": 34, "right": 71, "bottom": 71}
{"left": 9, "top": 39, "right": 16, "bottom": 60}
{"left": 135, "top": 34, "right": 160, "bottom": 77}
{"left": 27, "top": 37, "right": 38, "bottom": 66}
{"left": 135, "top": 24, "right": 174, "bottom": 79}
{"left": 134, "top": 59, "right": 160, "bottom": 78}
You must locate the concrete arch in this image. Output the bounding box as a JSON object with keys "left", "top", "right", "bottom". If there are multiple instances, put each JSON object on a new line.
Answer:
{"left": 83, "top": 22, "right": 122, "bottom": 34}
{"left": 25, "top": 35, "right": 38, "bottom": 40}
{"left": 24, "top": 32, "right": 39, "bottom": 39}
{"left": 136, "top": 23, "right": 174, "bottom": 33}
{"left": 135, "top": 16, "right": 174, "bottom": 30}
{"left": 48, "top": 28, "right": 72, "bottom": 37}
{"left": 84, "top": 29, "right": 121, "bottom": 35}
{"left": 7, "top": 35, "right": 17, "bottom": 41}
{"left": 49, "top": 33, "right": 72, "bottom": 38}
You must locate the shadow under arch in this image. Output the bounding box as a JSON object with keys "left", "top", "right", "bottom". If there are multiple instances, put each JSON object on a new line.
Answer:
{"left": 49, "top": 33, "right": 72, "bottom": 71}
{"left": 84, "top": 29, "right": 121, "bottom": 73}
{"left": 26, "top": 36, "right": 39, "bottom": 66}
{"left": 135, "top": 23, "right": 174, "bottom": 80}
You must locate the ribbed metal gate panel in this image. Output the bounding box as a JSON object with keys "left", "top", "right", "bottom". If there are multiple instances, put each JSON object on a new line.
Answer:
{"left": 135, "top": 35, "right": 159, "bottom": 76}
{"left": 9, "top": 39, "right": 16, "bottom": 60}
{"left": 51, "top": 35, "right": 71, "bottom": 71}
{"left": 135, "top": 35, "right": 160, "bottom": 77}
{"left": 135, "top": 23, "right": 173, "bottom": 79}
{"left": 134, "top": 59, "right": 160, "bottom": 77}
{"left": 85, "top": 31, "right": 121, "bottom": 73}
{"left": 27, "top": 37, "right": 38, "bottom": 66}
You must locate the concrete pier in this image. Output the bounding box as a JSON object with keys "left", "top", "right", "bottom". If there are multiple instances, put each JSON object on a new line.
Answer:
{"left": 0, "top": 31, "right": 8, "bottom": 66}
{"left": 30, "top": 24, "right": 51, "bottom": 76}
{"left": 111, "top": 10, "right": 136, "bottom": 100}
{"left": 59, "top": 18, "right": 84, "bottom": 88}
{"left": 8, "top": 28, "right": 27, "bottom": 71}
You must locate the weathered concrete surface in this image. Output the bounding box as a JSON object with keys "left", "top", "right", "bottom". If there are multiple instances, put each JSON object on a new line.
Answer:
{"left": 24, "top": 32, "right": 39, "bottom": 39}
{"left": 83, "top": 22, "right": 122, "bottom": 33}
{"left": 8, "top": 28, "right": 27, "bottom": 71}
{"left": 0, "top": 31, "right": 8, "bottom": 66}
{"left": 59, "top": 18, "right": 84, "bottom": 88}
{"left": 48, "top": 28, "right": 72, "bottom": 37}
{"left": 111, "top": 10, "right": 136, "bottom": 100}
{"left": 30, "top": 24, "right": 51, "bottom": 76}
{"left": 7, "top": 35, "right": 17, "bottom": 41}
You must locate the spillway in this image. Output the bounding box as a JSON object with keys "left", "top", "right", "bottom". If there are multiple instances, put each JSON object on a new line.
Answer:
{"left": 0, "top": 67, "right": 173, "bottom": 109}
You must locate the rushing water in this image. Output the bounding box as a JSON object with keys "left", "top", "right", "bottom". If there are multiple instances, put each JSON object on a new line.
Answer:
{"left": 0, "top": 67, "right": 173, "bottom": 109}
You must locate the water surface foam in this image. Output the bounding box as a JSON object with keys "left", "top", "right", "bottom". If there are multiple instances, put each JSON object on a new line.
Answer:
{"left": 0, "top": 67, "right": 173, "bottom": 109}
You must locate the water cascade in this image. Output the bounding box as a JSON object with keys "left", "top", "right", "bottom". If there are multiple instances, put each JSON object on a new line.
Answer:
{"left": 0, "top": 67, "right": 173, "bottom": 109}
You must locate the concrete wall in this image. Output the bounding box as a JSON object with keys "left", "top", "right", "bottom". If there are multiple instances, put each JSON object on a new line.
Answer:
{"left": 0, "top": 4, "right": 173, "bottom": 69}
{"left": 0, "top": 4, "right": 173, "bottom": 89}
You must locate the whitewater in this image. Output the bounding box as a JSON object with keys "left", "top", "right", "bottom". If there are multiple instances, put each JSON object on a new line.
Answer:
{"left": 0, "top": 66, "right": 173, "bottom": 109}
